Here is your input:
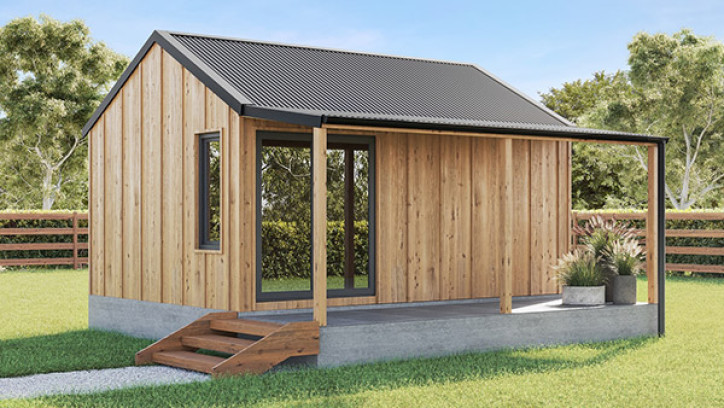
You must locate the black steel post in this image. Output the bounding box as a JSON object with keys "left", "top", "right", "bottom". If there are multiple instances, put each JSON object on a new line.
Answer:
{"left": 657, "top": 140, "right": 666, "bottom": 336}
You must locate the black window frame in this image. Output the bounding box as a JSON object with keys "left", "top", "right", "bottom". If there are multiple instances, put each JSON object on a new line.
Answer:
{"left": 256, "top": 131, "right": 376, "bottom": 302}
{"left": 198, "top": 131, "right": 221, "bottom": 251}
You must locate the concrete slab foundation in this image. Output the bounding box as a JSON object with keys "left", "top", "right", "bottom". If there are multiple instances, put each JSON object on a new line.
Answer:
{"left": 89, "top": 295, "right": 658, "bottom": 367}
{"left": 88, "top": 295, "right": 225, "bottom": 339}
{"left": 316, "top": 301, "right": 657, "bottom": 367}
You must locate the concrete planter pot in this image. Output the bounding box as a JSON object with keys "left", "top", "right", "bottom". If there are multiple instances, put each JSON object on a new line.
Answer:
{"left": 603, "top": 269, "right": 617, "bottom": 303}
{"left": 561, "top": 285, "right": 605, "bottom": 305}
{"left": 612, "top": 275, "right": 637, "bottom": 304}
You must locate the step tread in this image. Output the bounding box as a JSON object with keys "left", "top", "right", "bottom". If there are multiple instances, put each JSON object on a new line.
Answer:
{"left": 182, "top": 333, "right": 256, "bottom": 354}
{"left": 210, "top": 319, "right": 283, "bottom": 337}
{"left": 152, "top": 350, "right": 225, "bottom": 374}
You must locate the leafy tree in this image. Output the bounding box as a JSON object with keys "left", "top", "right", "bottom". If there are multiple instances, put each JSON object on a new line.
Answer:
{"left": 541, "top": 72, "right": 647, "bottom": 209}
{"left": 541, "top": 71, "right": 630, "bottom": 121}
{"left": 544, "top": 29, "right": 724, "bottom": 210}
{"left": 260, "top": 145, "right": 369, "bottom": 224}
{"left": 0, "top": 15, "right": 128, "bottom": 209}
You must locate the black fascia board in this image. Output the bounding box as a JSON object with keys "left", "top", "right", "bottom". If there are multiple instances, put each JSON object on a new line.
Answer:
{"left": 243, "top": 106, "right": 323, "bottom": 128}
{"left": 321, "top": 116, "right": 668, "bottom": 144}
{"left": 82, "top": 30, "right": 252, "bottom": 137}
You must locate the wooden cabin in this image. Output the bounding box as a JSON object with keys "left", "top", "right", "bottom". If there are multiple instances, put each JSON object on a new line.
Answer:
{"left": 83, "top": 31, "right": 666, "bottom": 375}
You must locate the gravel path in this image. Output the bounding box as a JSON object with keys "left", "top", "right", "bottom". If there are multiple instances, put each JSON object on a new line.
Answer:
{"left": 0, "top": 366, "right": 209, "bottom": 400}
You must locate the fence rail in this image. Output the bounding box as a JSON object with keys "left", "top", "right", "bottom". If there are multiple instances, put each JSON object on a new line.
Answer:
{"left": 0, "top": 210, "right": 721, "bottom": 273}
{"left": 573, "top": 211, "right": 724, "bottom": 274}
{"left": 0, "top": 212, "right": 88, "bottom": 268}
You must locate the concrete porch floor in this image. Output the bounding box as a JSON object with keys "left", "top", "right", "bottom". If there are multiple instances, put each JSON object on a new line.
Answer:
{"left": 243, "top": 295, "right": 622, "bottom": 327}
{"left": 239, "top": 296, "right": 658, "bottom": 367}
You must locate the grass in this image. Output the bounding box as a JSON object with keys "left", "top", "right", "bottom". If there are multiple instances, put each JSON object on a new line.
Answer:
{"left": 0, "top": 268, "right": 153, "bottom": 378}
{"left": 1, "top": 270, "right": 723, "bottom": 407}
{"left": 261, "top": 275, "right": 370, "bottom": 292}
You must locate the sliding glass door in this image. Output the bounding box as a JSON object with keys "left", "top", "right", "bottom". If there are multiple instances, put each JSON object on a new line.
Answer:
{"left": 256, "top": 132, "right": 375, "bottom": 301}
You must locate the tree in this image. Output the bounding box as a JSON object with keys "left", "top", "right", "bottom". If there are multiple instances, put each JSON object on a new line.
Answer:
{"left": 260, "top": 145, "right": 369, "bottom": 224}
{"left": 544, "top": 29, "right": 724, "bottom": 210}
{"left": 541, "top": 72, "right": 647, "bottom": 209}
{"left": 0, "top": 15, "right": 128, "bottom": 209}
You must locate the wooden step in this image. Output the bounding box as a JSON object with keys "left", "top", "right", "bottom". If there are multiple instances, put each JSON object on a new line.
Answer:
{"left": 152, "top": 350, "right": 225, "bottom": 374}
{"left": 137, "top": 312, "right": 319, "bottom": 376}
{"left": 181, "top": 333, "right": 255, "bottom": 354}
{"left": 210, "top": 319, "right": 283, "bottom": 337}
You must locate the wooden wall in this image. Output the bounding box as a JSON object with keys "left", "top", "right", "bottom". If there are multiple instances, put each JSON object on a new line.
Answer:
{"left": 375, "top": 133, "right": 570, "bottom": 303}
{"left": 89, "top": 45, "right": 571, "bottom": 312}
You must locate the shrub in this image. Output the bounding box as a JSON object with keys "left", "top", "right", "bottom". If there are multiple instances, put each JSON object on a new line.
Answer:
{"left": 260, "top": 220, "right": 369, "bottom": 280}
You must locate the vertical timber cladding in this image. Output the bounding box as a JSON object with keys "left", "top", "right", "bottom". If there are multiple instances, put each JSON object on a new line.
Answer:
{"left": 87, "top": 44, "right": 253, "bottom": 310}
{"left": 87, "top": 43, "right": 571, "bottom": 310}
{"left": 378, "top": 133, "right": 570, "bottom": 302}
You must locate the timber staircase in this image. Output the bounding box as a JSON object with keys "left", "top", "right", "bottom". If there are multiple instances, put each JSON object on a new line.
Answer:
{"left": 135, "top": 312, "right": 319, "bottom": 376}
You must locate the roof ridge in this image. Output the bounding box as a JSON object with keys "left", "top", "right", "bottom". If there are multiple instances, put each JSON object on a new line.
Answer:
{"left": 164, "top": 30, "right": 475, "bottom": 67}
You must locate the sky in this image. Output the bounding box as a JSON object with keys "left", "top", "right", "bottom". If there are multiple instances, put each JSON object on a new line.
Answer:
{"left": 3, "top": 0, "right": 724, "bottom": 99}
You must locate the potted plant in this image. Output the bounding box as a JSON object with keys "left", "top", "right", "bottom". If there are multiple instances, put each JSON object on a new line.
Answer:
{"left": 554, "top": 250, "right": 606, "bottom": 305}
{"left": 573, "top": 216, "right": 637, "bottom": 302}
{"left": 604, "top": 238, "right": 644, "bottom": 304}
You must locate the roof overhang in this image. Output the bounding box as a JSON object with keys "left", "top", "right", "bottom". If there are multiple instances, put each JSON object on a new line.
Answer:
{"left": 321, "top": 116, "right": 668, "bottom": 145}
{"left": 236, "top": 105, "right": 667, "bottom": 145}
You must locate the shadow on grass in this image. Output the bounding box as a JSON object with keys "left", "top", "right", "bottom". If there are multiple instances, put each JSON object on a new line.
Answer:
{"left": 0, "top": 330, "right": 152, "bottom": 378}
{"left": 39, "top": 336, "right": 657, "bottom": 407}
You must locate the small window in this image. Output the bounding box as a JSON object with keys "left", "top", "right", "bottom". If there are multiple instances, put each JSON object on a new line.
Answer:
{"left": 198, "top": 131, "right": 221, "bottom": 250}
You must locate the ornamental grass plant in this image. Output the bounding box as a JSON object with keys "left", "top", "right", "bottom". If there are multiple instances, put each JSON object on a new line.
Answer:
{"left": 556, "top": 216, "right": 645, "bottom": 286}
{"left": 604, "top": 238, "right": 645, "bottom": 276}
{"left": 553, "top": 250, "right": 606, "bottom": 287}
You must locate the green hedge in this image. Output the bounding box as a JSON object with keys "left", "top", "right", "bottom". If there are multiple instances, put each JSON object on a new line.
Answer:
{"left": 0, "top": 213, "right": 88, "bottom": 262}
{"left": 261, "top": 220, "right": 369, "bottom": 279}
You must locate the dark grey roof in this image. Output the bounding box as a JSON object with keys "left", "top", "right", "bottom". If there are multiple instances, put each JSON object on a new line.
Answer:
{"left": 171, "top": 32, "right": 568, "bottom": 126}
{"left": 82, "top": 30, "right": 666, "bottom": 144}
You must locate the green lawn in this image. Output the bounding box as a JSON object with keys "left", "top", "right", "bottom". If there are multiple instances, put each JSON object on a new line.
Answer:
{"left": 262, "top": 274, "right": 370, "bottom": 292}
{"left": 1, "top": 270, "right": 723, "bottom": 407}
{"left": 0, "top": 268, "right": 152, "bottom": 378}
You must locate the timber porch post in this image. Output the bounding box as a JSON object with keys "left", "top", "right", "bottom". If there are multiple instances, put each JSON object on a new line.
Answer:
{"left": 646, "top": 140, "right": 666, "bottom": 336}
{"left": 646, "top": 144, "right": 659, "bottom": 304}
{"left": 499, "top": 138, "right": 513, "bottom": 314}
{"left": 312, "top": 127, "right": 328, "bottom": 326}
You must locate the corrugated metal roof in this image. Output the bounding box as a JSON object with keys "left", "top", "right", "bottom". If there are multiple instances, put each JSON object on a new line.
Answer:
{"left": 82, "top": 30, "right": 666, "bottom": 144}
{"left": 170, "top": 32, "right": 568, "bottom": 127}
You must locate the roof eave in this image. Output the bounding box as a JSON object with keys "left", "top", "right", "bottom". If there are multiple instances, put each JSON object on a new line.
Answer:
{"left": 237, "top": 106, "right": 667, "bottom": 144}
{"left": 243, "top": 106, "right": 323, "bottom": 128}
{"left": 321, "top": 116, "right": 668, "bottom": 145}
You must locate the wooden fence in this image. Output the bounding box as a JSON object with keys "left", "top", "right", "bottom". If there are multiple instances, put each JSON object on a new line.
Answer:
{"left": 0, "top": 210, "right": 721, "bottom": 273}
{"left": 0, "top": 212, "right": 88, "bottom": 268}
{"left": 573, "top": 211, "right": 724, "bottom": 274}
